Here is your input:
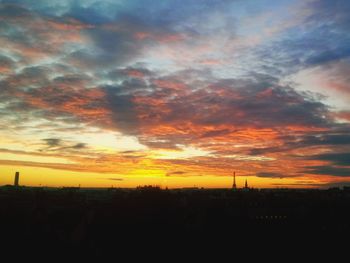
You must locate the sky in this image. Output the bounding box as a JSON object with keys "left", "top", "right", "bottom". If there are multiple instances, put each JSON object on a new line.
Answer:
{"left": 0, "top": 0, "right": 350, "bottom": 188}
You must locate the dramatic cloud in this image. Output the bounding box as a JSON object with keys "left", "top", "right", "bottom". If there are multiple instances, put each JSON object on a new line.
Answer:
{"left": 308, "top": 152, "right": 350, "bottom": 166}
{"left": 0, "top": 0, "right": 350, "bottom": 188}
{"left": 303, "top": 166, "right": 350, "bottom": 177}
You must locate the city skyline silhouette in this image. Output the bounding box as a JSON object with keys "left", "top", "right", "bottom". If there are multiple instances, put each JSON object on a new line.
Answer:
{"left": 1, "top": 1, "right": 349, "bottom": 256}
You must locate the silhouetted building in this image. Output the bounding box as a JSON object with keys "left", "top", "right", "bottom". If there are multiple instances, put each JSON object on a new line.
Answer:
{"left": 1, "top": 185, "right": 350, "bottom": 254}
{"left": 232, "top": 172, "right": 237, "bottom": 190}
{"left": 14, "top": 172, "right": 19, "bottom": 186}
{"left": 243, "top": 179, "right": 249, "bottom": 191}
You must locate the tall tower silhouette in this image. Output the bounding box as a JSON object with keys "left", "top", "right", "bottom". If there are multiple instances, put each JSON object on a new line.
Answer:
{"left": 232, "top": 172, "right": 237, "bottom": 190}
{"left": 244, "top": 179, "right": 248, "bottom": 189}
{"left": 14, "top": 171, "right": 19, "bottom": 186}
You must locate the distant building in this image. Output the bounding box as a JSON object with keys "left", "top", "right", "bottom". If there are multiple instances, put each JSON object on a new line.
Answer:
{"left": 243, "top": 179, "right": 249, "bottom": 191}
{"left": 14, "top": 172, "right": 19, "bottom": 186}
{"left": 232, "top": 172, "right": 237, "bottom": 190}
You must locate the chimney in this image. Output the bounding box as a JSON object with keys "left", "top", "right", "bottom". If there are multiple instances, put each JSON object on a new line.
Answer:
{"left": 14, "top": 171, "right": 20, "bottom": 186}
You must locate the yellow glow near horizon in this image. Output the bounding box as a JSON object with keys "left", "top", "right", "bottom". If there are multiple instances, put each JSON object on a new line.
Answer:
{"left": 0, "top": 164, "right": 318, "bottom": 189}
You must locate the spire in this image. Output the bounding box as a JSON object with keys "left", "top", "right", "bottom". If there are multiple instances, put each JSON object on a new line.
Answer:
{"left": 232, "top": 171, "right": 237, "bottom": 189}
{"left": 245, "top": 179, "right": 248, "bottom": 189}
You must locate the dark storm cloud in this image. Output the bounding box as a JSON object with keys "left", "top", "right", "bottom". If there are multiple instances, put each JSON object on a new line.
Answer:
{"left": 145, "top": 74, "right": 330, "bottom": 129}
{"left": 300, "top": 151, "right": 350, "bottom": 177}
{"left": 307, "top": 152, "right": 350, "bottom": 166}
{"left": 102, "top": 86, "right": 139, "bottom": 135}
{"left": 303, "top": 166, "right": 350, "bottom": 177}
{"left": 250, "top": 130, "right": 350, "bottom": 155}
{"left": 299, "top": 134, "right": 350, "bottom": 146}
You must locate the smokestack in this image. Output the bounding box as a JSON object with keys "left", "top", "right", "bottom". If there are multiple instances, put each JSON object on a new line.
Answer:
{"left": 14, "top": 171, "right": 19, "bottom": 186}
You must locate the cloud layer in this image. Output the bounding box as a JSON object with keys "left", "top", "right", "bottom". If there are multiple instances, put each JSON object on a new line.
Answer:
{"left": 0, "top": 0, "right": 349, "bottom": 187}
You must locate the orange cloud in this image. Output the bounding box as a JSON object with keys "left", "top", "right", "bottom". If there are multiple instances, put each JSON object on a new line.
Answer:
{"left": 15, "top": 85, "right": 112, "bottom": 127}
{"left": 0, "top": 65, "right": 12, "bottom": 74}
{"left": 125, "top": 69, "right": 147, "bottom": 78}
{"left": 0, "top": 9, "right": 91, "bottom": 62}
{"left": 333, "top": 111, "right": 350, "bottom": 121}
{"left": 152, "top": 79, "right": 188, "bottom": 91}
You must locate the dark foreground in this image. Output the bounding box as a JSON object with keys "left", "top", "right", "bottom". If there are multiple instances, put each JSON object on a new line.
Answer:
{"left": 1, "top": 186, "right": 350, "bottom": 256}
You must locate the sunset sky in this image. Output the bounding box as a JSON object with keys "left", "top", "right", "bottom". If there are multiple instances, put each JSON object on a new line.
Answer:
{"left": 0, "top": 0, "right": 349, "bottom": 188}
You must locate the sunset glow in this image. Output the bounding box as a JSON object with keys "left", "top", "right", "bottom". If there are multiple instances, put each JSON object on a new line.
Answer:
{"left": 0, "top": 0, "right": 349, "bottom": 188}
